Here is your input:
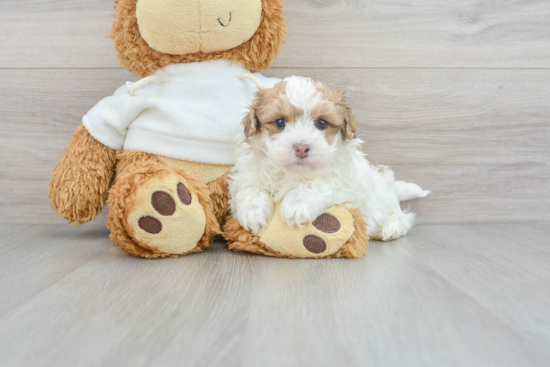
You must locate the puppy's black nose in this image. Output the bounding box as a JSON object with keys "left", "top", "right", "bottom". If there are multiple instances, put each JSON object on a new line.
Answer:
{"left": 294, "top": 144, "right": 310, "bottom": 158}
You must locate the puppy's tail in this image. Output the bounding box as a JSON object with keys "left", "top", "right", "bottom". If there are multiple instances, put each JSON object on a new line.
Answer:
{"left": 395, "top": 181, "right": 431, "bottom": 202}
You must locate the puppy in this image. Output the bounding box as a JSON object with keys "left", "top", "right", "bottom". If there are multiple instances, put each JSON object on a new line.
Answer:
{"left": 229, "top": 76, "right": 429, "bottom": 241}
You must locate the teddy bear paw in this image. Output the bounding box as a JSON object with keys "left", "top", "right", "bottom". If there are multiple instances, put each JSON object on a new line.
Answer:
{"left": 126, "top": 175, "right": 207, "bottom": 255}
{"left": 257, "top": 204, "right": 356, "bottom": 258}
{"left": 225, "top": 203, "right": 368, "bottom": 259}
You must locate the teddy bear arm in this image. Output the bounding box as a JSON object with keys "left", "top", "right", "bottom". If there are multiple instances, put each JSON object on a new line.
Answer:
{"left": 49, "top": 126, "right": 117, "bottom": 225}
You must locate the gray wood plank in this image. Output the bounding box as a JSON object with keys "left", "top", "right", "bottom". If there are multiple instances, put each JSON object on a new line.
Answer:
{"left": 1, "top": 0, "right": 550, "bottom": 69}
{"left": 0, "top": 223, "right": 548, "bottom": 367}
{"left": 1, "top": 68, "right": 549, "bottom": 224}
{"left": 0, "top": 223, "right": 109, "bottom": 316}
{"left": 406, "top": 224, "right": 550, "bottom": 343}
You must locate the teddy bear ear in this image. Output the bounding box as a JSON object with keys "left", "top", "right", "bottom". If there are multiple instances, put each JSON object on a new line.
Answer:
{"left": 239, "top": 0, "right": 288, "bottom": 72}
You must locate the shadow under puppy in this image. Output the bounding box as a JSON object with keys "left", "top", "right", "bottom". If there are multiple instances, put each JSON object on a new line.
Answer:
{"left": 229, "top": 76, "right": 429, "bottom": 242}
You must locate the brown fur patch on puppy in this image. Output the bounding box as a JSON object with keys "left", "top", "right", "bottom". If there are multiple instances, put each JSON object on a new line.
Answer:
{"left": 242, "top": 81, "right": 304, "bottom": 137}
{"left": 322, "top": 87, "right": 359, "bottom": 141}
{"left": 49, "top": 126, "right": 117, "bottom": 225}
{"left": 111, "top": 0, "right": 287, "bottom": 77}
{"left": 242, "top": 108, "right": 261, "bottom": 138}
{"left": 310, "top": 98, "right": 344, "bottom": 144}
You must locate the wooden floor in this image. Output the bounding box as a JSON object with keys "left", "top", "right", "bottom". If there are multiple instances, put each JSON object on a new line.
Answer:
{"left": 0, "top": 222, "right": 548, "bottom": 367}
{"left": 1, "top": 1, "right": 550, "bottom": 366}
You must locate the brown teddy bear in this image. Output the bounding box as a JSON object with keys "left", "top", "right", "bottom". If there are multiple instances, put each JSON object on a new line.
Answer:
{"left": 49, "top": 0, "right": 368, "bottom": 259}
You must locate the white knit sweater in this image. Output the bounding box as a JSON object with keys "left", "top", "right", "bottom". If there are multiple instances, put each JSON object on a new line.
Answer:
{"left": 83, "top": 60, "right": 280, "bottom": 165}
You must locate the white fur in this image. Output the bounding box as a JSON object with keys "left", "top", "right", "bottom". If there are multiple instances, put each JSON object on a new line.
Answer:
{"left": 229, "top": 77, "right": 429, "bottom": 241}
{"left": 395, "top": 181, "right": 431, "bottom": 202}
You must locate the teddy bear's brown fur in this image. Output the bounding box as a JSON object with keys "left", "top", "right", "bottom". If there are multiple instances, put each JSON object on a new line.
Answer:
{"left": 50, "top": 126, "right": 117, "bottom": 225}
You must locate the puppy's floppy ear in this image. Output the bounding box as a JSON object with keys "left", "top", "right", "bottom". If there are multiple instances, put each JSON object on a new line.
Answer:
{"left": 342, "top": 108, "right": 359, "bottom": 140}
{"left": 333, "top": 90, "right": 358, "bottom": 140}
{"left": 242, "top": 108, "right": 260, "bottom": 137}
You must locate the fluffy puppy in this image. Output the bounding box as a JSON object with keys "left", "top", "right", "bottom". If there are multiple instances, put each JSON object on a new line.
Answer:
{"left": 228, "top": 76, "right": 429, "bottom": 241}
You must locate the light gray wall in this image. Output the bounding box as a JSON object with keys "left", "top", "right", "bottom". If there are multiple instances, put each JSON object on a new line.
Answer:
{"left": 1, "top": 0, "right": 549, "bottom": 225}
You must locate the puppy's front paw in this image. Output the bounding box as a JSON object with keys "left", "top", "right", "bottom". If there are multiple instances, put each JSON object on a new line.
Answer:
{"left": 237, "top": 201, "right": 273, "bottom": 235}
{"left": 280, "top": 192, "right": 325, "bottom": 227}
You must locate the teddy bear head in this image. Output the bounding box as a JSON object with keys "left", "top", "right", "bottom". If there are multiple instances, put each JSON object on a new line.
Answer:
{"left": 110, "top": 0, "right": 287, "bottom": 77}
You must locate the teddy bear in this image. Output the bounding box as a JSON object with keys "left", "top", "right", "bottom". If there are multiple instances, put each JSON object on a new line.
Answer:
{"left": 49, "top": 0, "right": 368, "bottom": 259}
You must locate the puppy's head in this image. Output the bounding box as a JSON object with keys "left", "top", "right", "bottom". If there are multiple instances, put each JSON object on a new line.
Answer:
{"left": 243, "top": 76, "right": 358, "bottom": 174}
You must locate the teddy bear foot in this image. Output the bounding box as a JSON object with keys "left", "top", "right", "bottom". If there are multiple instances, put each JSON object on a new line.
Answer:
{"left": 223, "top": 203, "right": 368, "bottom": 259}
{"left": 126, "top": 177, "right": 208, "bottom": 255}
{"left": 108, "top": 160, "right": 220, "bottom": 259}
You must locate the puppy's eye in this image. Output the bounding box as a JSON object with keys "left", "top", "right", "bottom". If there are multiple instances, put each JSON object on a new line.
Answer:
{"left": 316, "top": 119, "right": 329, "bottom": 130}
{"left": 275, "top": 118, "right": 287, "bottom": 129}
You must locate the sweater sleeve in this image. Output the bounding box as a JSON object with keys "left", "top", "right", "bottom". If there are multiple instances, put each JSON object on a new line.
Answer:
{"left": 82, "top": 85, "right": 148, "bottom": 150}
